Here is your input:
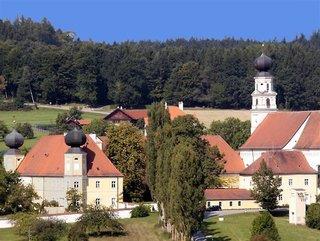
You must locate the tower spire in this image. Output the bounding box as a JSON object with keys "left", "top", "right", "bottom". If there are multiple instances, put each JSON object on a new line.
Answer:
{"left": 250, "top": 52, "right": 277, "bottom": 133}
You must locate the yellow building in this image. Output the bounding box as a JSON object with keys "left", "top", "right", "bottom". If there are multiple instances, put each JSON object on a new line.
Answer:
{"left": 205, "top": 188, "right": 260, "bottom": 210}
{"left": 3, "top": 128, "right": 123, "bottom": 209}
{"left": 239, "top": 150, "right": 318, "bottom": 205}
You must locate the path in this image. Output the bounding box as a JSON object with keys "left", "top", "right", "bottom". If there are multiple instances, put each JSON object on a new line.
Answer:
{"left": 25, "top": 103, "right": 110, "bottom": 115}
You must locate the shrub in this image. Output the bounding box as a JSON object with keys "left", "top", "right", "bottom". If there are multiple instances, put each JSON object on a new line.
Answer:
{"left": 11, "top": 212, "right": 39, "bottom": 236}
{"left": 0, "top": 120, "right": 9, "bottom": 139}
{"left": 131, "top": 204, "right": 151, "bottom": 218}
{"left": 83, "top": 119, "right": 108, "bottom": 136}
{"left": 251, "top": 234, "right": 271, "bottom": 241}
{"left": 30, "top": 218, "right": 67, "bottom": 241}
{"left": 0, "top": 100, "right": 31, "bottom": 111}
{"left": 251, "top": 212, "right": 280, "bottom": 241}
{"left": 15, "top": 122, "right": 34, "bottom": 139}
{"left": 306, "top": 203, "right": 320, "bottom": 229}
{"left": 78, "top": 205, "right": 124, "bottom": 236}
{"left": 68, "top": 223, "right": 89, "bottom": 241}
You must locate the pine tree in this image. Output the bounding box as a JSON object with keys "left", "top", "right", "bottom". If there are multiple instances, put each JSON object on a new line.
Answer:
{"left": 251, "top": 160, "right": 282, "bottom": 211}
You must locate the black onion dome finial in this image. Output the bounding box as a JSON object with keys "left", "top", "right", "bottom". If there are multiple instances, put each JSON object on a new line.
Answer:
{"left": 65, "top": 127, "right": 87, "bottom": 148}
{"left": 4, "top": 129, "right": 24, "bottom": 149}
{"left": 254, "top": 53, "right": 272, "bottom": 72}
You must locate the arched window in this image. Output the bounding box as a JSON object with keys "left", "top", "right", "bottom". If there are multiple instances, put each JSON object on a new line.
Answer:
{"left": 266, "top": 98, "right": 270, "bottom": 108}
{"left": 267, "top": 83, "right": 270, "bottom": 91}
{"left": 255, "top": 98, "right": 258, "bottom": 106}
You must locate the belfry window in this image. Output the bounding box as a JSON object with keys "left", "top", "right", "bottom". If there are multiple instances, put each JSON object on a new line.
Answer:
{"left": 266, "top": 98, "right": 270, "bottom": 108}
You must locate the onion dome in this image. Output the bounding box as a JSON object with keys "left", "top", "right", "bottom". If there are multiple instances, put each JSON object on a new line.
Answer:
{"left": 4, "top": 129, "right": 24, "bottom": 149}
{"left": 65, "top": 127, "right": 87, "bottom": 147}
{"left": 254, "top": 53, "right": 272, "bottom": 72}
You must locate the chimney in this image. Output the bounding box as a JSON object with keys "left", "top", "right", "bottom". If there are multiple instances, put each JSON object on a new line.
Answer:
{"left": 178, "top": 101, "right": 184, "bottom": 111}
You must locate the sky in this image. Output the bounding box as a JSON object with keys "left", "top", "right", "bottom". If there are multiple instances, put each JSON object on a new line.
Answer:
{"left": 0, "top": 0, "right": 319, "bottom": 43}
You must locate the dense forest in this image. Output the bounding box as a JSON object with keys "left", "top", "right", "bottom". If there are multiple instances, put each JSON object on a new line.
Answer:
{"left": 0, "top": 17, "right": 320, "bottom": 109}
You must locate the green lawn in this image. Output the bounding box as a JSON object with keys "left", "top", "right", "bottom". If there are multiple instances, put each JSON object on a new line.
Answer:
{"left": 0, "top": 108, "right": 103, "bottom": 153}
{"left": 204, "top": 212, "right": 320, "bottom": 241}
{"left": 0, "top": 214, "right": 169, "bottom": 241}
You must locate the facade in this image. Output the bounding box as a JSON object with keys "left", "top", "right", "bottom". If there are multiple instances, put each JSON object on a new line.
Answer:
{"left": 239, "top": 151, "right": 318, "bottom": 205}
{"left": 205, "top": 188, "right": 260, "bottom": 210}
{"left": 3, "top": 128, "right": 123, "bottom": 209}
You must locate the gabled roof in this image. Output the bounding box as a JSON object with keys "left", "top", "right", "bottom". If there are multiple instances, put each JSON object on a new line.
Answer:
{"left": 295, "top": 112, "right": 320, "bottom": 149}
{"left": 240, "top": 111, "right": 310, "bottom": 150}
{"left": 167, "top": 106, "right": 186, "bottom": 120}
{"left": 66, "top": 118, "right": 91, "bottom": 126}
{"left": 17, "top": 135, "right": 123, "bottom": 177}
{"left": 104, "top": 106, "right": 185, "bottom": 124}
{"left": 205, "top": 188, "right": 253, "bottom": 200}
{"left": 240, "top": 150, "right": 316, "bottom": 175}
{"left": 202, "top": 135, "right": 245, "bottom": 174}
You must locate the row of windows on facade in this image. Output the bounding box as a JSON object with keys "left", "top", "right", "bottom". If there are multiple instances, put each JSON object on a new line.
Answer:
{"left": 73, "top": 180, "right": 117, "bottom": 188}
{"left": 95, "top": 197, "right": 116, "bottom": 206}
{"left": 249, "top": 178, "right": 309, "bottom": 186}
{"left": 208, "top": 201, "right": 242, "bottom": 207}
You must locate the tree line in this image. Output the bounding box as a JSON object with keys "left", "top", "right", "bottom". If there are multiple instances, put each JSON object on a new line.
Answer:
{"left": 0, "top": 17, "right": 320, "bottom": 109}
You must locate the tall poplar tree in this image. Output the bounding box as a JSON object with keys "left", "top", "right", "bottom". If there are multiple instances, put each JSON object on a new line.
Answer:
{"left": 145, "top": 102, "right": 170, "bottom": 198}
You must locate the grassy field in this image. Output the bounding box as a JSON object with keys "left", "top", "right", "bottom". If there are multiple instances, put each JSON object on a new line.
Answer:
{"left": 0, "top": 214, "right": 169, "bottom": 241}
{"left": 0, "top": 108, "right": 104, "bottom": 153}
{"left": 204, "top": 213, "right": 320, "bottom": 241}
{"left": 185, "top": 108, "right": 250, "bottom": 127}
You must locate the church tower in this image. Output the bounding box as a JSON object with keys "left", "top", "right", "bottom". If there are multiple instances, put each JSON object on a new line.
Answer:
{"left": 3, "top": 129, "right": 25, "bottom": 172}
{"left": 251, "top": 53, "right": 277, "bottom": 133}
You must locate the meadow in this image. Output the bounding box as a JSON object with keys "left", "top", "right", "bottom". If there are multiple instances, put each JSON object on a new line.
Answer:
{"left": 204, "top": 212, "right": 320, "bottom": 241}
{"left": 0, "top": 214, "right": 170, "bottom": 241}
{"left": 0, "top": 108, "right": 103, "bottom": 153}
{"left": 184, "top": 108, "right": 250, "bottom": 128}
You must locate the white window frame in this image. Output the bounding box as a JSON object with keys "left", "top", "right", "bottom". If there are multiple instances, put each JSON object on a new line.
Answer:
{"left": 95, "top": 198, "right": 100, "bottom": 206}
{"left": 74, "top": 181, "right": 79, "bottom": 188}
{"left": 96, "top": 180, "right": 100, "bottom": 188}
{"left": 304, "top": 179, "right": 309, "bottom": 186}
{"left": 111, "top": 181, "right": 116, "bottom": 188}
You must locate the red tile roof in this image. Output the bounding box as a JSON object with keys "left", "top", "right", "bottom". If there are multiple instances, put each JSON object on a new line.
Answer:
{"left": 78, "top": 119, "right": 91, "bottom": 126}
{"left": 295, "top": 112, "right": 320, "bottom": 149}
{"left": 241, "top": 111, "right": 310, "bottom": 150}
{"left": 202, "top": 135, "right": 245, "bottom": 174}
{"left": 123, "top": 109, "right": 148, "bottom": 120}
{"left": 167, "top": 106, "right": 186, "bottom": 120}
{"left": 240, "top": 150, "right": 316, "bottom": 175}
{"left": 17, "top": 135, "right": 122, "bottom": 177}
{"left": 205, "top": 188, "right": 253, "bottom": 200}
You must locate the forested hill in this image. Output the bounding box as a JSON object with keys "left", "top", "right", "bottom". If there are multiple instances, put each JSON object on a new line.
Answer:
{"left": 1, "top": 17, "right": 320, "bottom": 109}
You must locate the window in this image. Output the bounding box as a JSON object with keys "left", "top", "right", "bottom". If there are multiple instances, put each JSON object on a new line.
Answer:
{"left": 96, "top": 181, "right": 100, "bottom": 188}
{"left": 218, "top": 202, "right": 222, "bottom": 207}
{"left": 229, "top": 201, "right": 233, "bottom": 207}
{"left": 238, "top": 201, "right": 241, "bottom": 206}
{"left": 278, "top": 194, "right": 283, "bottom": 201}
{"left": 207, "top": 201, "right": 211, "bottom": 207}
{"left": 255, "top": 99, "right": 258, "bottom": 106}
{"left": 266, "top": 98, "right": 270, "bottom": 108}
{"left": 95, "top": 198, "right": 100, "bottom": 206}
{"left": 267, "top": 83, "right": 270, "bottom": 91}
{"left": 74, "top": 181, "right": 79, "bottom": 188}
{"left": 111, "top": 181, "right": 116, "bottom": 188}
{"left": 111, "top": 198, "right": 116, "bottom": 206}
{"left": 289, "top": 179, "right": 293, "bottom": 186}
{"left": 305, "top": 179, "right": 309, "bottom": 186}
